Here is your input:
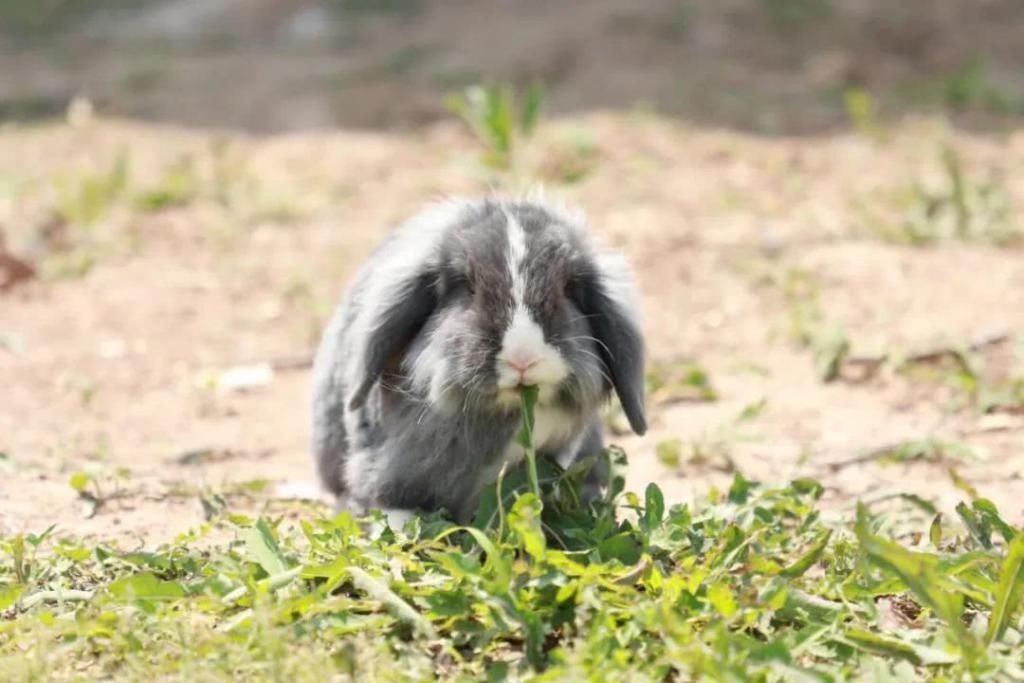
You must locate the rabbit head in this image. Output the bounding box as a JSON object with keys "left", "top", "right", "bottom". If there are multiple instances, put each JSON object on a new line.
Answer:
{"left": 345, "top": 197, "right": 647, "bottom": 435}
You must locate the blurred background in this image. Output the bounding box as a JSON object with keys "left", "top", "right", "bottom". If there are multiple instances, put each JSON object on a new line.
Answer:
{"left": 2, "top": 0, "right": 1023, "bottom": 133}
{"left": 2, "top": 1, "right": 1024, "bottom": 542}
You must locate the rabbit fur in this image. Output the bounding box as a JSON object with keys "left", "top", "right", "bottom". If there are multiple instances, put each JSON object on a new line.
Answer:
{"left": 311, "top": 195, "right": 646, "bottom": 525}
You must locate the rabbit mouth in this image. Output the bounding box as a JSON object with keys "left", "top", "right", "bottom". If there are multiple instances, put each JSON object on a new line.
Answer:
{"left": 494, "top": 382, "right": 562, "bottom": 409}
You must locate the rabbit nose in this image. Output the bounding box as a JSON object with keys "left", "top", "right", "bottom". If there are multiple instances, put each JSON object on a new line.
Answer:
{"left": 504, "top": 356, "right": 539, "bottom": 377}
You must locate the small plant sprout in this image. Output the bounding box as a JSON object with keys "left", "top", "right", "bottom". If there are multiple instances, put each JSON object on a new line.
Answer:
{"left": 445, "top": 81, "right": 544, "bottom": 173}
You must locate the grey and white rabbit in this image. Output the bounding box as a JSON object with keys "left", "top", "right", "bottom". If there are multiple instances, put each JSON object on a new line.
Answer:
{"left": 310, "top": 195, "right": 647, "bottom": 527}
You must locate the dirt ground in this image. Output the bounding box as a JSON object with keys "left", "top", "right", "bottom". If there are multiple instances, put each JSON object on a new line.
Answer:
{"left": 1, "top": 1, "right": 1023, "bottom": 543}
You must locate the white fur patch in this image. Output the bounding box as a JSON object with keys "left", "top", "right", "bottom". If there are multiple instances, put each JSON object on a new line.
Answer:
{"left": 501, "top": 405, "right": 578, "bottom": 466}
{"left": 496, "top": 210, "right": 569, "bottom": 402}
{"left": 496, "top": 309, "right": 568, "bottom": 398}
{"left": 504, "top": 208, "right": 528, "bottom": 304}
{"left": 341, "top": 198, "right": 476, "bottom": 410}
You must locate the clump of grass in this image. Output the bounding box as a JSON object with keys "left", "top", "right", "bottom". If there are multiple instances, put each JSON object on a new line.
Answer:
{"left": 903, "top": 56, "right": 1024, "bottom": 117}
{"left": 133, "top": 155, "right": 200, "bottom": 212}
{"left": 3, "top": 401, "right": 1024, "bottom": 679}
{"left": 52, "top": 154, "right": 130, "bottom": 228}
{"left": 445, "top": 81, "right": 544, "bottom": 173}
{"left": 843, "top": 87, "right": 886, "bottom": 141}
{"left": 861, "top": 145, "right": 1019, "bottom": 247}
{"left": 778, "top": 267, "right": 851, "bottom": 381}
{"left": 656, "top": 400, "right": 766, "bottom": 472}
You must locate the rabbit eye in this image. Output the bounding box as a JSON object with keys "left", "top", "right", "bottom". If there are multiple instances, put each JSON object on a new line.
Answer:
{"left": 564, "top": 277, "right": 578, "bottom": 300}
{"left": 452, "top": 273, "right": 474, "bottom": 295}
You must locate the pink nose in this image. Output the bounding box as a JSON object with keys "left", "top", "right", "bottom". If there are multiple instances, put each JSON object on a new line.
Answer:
{"left": 505, "top": 356, "right": 539, "bottom": 376}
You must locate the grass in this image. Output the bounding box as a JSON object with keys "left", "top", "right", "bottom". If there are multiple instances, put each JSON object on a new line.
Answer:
{"left": 445, "top": 81, "right": 544, "bottom": 175}
{"left": 0, "top": 1, "right": 160, "bottom": 44}
{"left": 902, "top": 57, "right": 1024, "bottom": 118}
{"left": 861, "top": 144, "right": 1019, "bottom": 247}
{"left": 3, "top": 393, "right": 1023, "bottom": 681}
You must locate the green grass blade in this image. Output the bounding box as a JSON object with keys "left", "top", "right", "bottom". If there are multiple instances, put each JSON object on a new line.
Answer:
{"left": 518, "top": 385, "right": 541, "bottom": 498}
{"left": 986, "top": 532, "right": 1024, "bottom": 644}
{"left": 519, "top": 81, "right": 544, "bottom": 137}
{"left": 779, "top": 530, "right": 832, "bottom": 579}
{"left": 855, "top": 504, "right": 970, "bottom": 646}
{"left": 842, "top": 628, "right": 958, "bottom": 666}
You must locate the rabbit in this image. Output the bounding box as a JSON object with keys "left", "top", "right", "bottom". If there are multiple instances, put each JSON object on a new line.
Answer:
{"left": 310, "top": 195, "right": 647, "bottom": 528}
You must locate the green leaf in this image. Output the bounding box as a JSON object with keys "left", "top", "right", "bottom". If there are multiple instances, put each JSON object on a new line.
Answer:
{"left": 986, "top": 532, "right": 1024, "bottom": 644}
{"left": 843, "top": 628, "right": 958, "bottom": 666}
{"left": 728, "top": 471, "right": 751, "bottom": 504}
{"left": 520, "top": 608, "right": 546, "bottom": 669}
{"left": 955, "top": 501, "right": 991, "bottom": 549}
{"left": 790, "top": 478, "right": 825, "bottom": 499}
{"left": 973, "top": 498, "right": 1016, "bottom": 544}
{"left": 929, "top": 514, "right": 943, "bottom": 547}
{"left": 779, "top": 530, "right": 832, "bottom": 578}
{"left": 643, "top": 483, "right": 665, "bottom": 530}
{"left": 240, "top": 519, "right": 288, "bottom": 576}
{"left": 0, "top": 585, "right": 24, "bottom": 611}
{"left": 655, "top": 439, "right": 682, "bottom": 467}
{"left": 855, "top": 504, "right": 971, "bottom": 647}
{"left": 596, "top": 533, "right": 641, "bottom": 565}
{"left": 69, "top": 471, "right": 91, "bottom": 492}
{"left": 519, "top": 81, "right": 544, "bottom": 137}
{"left": 108, "top": 572, "right": 186, "bottom": 602}
{"left": 508, "top": 493, "right": 546, "bottom": 560}
{"left": 424, "top": 590, "right": 471, "bottom": 617}
{"left": 347, "top": 566, "right": 436, "bottom": 638}
{"left": 707, "top": 582, "right": 738, "bottom": 618}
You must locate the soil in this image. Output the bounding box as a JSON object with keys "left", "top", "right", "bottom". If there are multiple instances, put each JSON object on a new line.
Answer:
{"left": 1, "top": 1, "right": 1023, "bottom": 543}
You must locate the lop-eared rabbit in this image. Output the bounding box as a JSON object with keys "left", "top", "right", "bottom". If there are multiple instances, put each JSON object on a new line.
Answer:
{"left": 311, "top": 196, "right": 646, "bottom": 528}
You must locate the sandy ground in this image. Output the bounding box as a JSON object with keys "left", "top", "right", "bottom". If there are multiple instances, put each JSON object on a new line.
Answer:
{"left": 1, "top": 1, "right": 1024, "bottom": 543}
{"left": 1, "top": 112, "right": 1023, "bottom": 543}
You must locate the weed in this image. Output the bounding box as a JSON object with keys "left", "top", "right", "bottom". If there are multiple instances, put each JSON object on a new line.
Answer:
{"left": 68, "top": 465, "right": 132, "bottom": 519}
{"left": 134, "top": 156, "right": 200, "bottom": 212}
{"left": 656, "top": 400, "right": 767, "bottom": 472}
{"left": 606, "top": 359, "right": 716, "bottom": 435}
{"left": 647, "top": 358, "right": 718, "bottom": 405}
{"left": 861, "top": 145, "right": 1019, "bottom": 246}
{"left": 52, "top": 154, "right": 130, "bottom": 228}
{"left": 3, "top": 446, "right": 1022, "bottom": 679}
{"left": 445, "top": 81, "right": 544, "bottom": 173}
{"left": 979, "top": 377, "right": 1024, "bottom": 415}
{"left": 942, "top": 57, "right": 1023, "bottom": 115}
{"left": 778, "top": 267, "right": 850, "bottom": 381}
{"left": 843, "top": 87, "right": 886, "bottom": 141}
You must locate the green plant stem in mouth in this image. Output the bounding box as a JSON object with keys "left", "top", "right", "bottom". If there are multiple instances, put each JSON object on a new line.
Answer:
{"left": 517, "top": 384, "right": 541, "bottom": 499}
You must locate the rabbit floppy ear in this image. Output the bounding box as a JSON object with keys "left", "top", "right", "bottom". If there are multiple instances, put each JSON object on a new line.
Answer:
{"left": 347, "top": 271, "right": 438, "bottom": 411}
{"left": 572, "top": 264, "right": 647, "bottom": 436}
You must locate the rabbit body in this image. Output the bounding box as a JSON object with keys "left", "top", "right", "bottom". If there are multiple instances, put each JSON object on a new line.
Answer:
{"left": 311, "top": 197, "right": 645, "bottom": 522}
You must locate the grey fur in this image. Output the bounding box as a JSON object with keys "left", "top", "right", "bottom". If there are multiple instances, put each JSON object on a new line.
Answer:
{"left": 311, "top": 196, "right": 646, "bottom": 522}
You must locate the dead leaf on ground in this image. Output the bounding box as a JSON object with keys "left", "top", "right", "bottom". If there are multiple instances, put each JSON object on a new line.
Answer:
{"left": 0, "top": 232, "right": 36, "bottom": 293}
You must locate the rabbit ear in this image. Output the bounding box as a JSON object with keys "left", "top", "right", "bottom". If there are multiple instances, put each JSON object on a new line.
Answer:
{"left": 347, "top": 271, "right": 438, "bottom": 411}
{"left": 573, "top": 262, "right": 647, "bottom": 436}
